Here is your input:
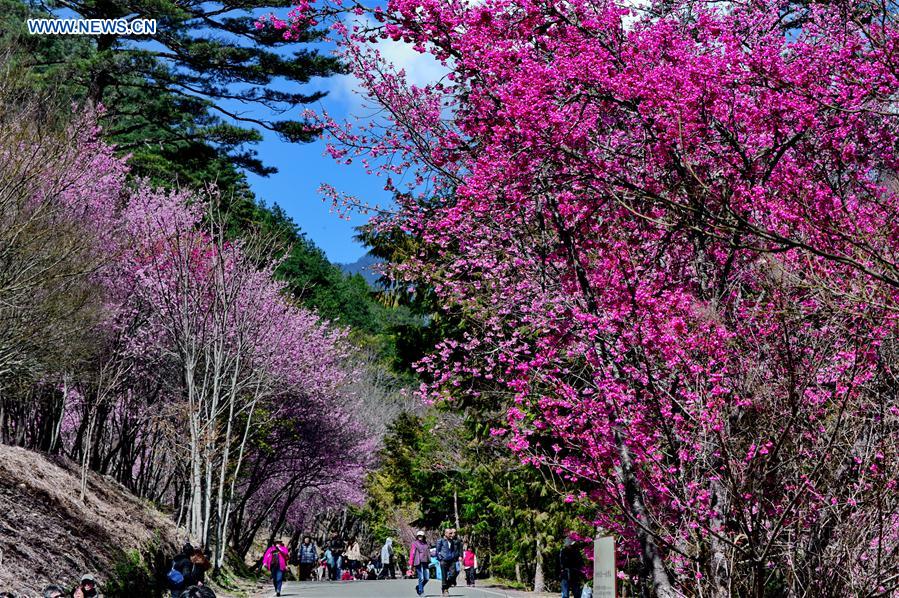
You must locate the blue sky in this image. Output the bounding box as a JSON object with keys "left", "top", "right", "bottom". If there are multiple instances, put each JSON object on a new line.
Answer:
{"left": 242, "top": 87, "right": 381, "bottom": 265}
{"left": 236, "top": 16, "right": 445, "bottom": 264}
{"left": 245, "top": 112, "right": 377, "bottom": 265}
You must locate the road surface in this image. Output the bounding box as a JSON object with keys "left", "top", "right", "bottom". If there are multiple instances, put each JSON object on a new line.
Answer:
{"left": 253, "top": 579, "right": 532, "bottom": 598}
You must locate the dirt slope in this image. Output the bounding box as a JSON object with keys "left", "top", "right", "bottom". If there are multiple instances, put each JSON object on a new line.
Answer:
{"left": 0, "top": 445, "right": 182, "bottom": 595}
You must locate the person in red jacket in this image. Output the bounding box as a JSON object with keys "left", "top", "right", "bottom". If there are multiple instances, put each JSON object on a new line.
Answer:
{"left": 463, "top": 545, "right": 478, "bottom": 587}
{"left": 408, "top": 530, "right": 431, "bottom": 596}
{"left": 263, "top": 540, "right": 289, "bottom": 597}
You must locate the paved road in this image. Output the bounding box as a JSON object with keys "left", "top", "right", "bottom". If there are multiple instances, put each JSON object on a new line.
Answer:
{"left": 254, "top": 579, "right": 523, "bottom": 598}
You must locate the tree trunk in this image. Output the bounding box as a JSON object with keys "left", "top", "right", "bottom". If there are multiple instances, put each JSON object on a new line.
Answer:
{"left": 533, "top": 536, "right": 545, "bottom": 592}
{"left": 0, "top": 398, "right": 6, "bottom": 444}
{"left": 202, "top": 446, "right": 214, "bottom": 546}
{"left": 50, "top": 375, "right": 68, "bottom": 453}
{"left": 190, "top": 428, "right": 203, "bottom": 540}
{"left": 217, "top": 392, "right": 259, "bottom": 569}
{"left": 79, "top": 405, "right": 97, "bottom": 502}
{"left": 708, "top": 477, "right": 731, "bottom": 598}
{"left": 615, "top": 431, "right": 676, "bottom": 598}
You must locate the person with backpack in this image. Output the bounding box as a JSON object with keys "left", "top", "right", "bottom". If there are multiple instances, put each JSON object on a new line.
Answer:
{"left": 408, "top": 530, "right": 431, "bottom": 596}
{"left": 436, "top": 528, "right": 462, "bottom": 597}
{"left": 297, "top": 536, "right": 318, "bottom": 581}
{"left": 168, "top": 543, "right": 196, "bottom": 597}
{"left": 463, "top": 544, "right": 478, "bottom": 587}
{"left": 263, "top": 540, "right": 289, "bottom": 596}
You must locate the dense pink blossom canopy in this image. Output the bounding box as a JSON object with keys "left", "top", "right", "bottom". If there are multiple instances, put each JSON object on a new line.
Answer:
{"left": 281, "top": 0, "right": 899, "bottom": 592}
{"left": 37, "top": 117, "right": 370, "bottom": 544}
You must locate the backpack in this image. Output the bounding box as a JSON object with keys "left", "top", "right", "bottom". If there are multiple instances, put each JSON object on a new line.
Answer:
{"left": 167, "top": 564, "right": 185, "bottom": 589}
{"left": 270, "top": 549, "right": 282, "bottom": 571}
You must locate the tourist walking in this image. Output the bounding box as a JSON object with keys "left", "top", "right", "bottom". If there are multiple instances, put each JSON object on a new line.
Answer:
{"left": 324, "top": 547, "right": 335, "bottom": 580}
{"left": 263, "top": 540, "right": 289, "bottom": 597}
{"left": 345, "top": 537, "right": 362, "bottom": 575}
{"left": 559, "top": 537, "right": 584, "bottom": 598}
{"left": 408, "top": 530, "right": 431, "bottom": 596}
{"left": 435, "top": 528, "right": 462, "bottom": 596}
{"left": 463, "top": 544, "right": 478, "bottom": 587}
{"left": 297, "top": 536, "right": 318, "bottom": 581}
{"left": 380, "top": 537, "right": 396, "bottom": 579}
{"left": 328, "top": 532, "right": 346, "bottom": 580}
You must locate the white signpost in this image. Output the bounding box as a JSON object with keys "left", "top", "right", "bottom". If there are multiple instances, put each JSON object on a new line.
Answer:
{"left": 593, "top": 536, "right": 616, "bottom": 598}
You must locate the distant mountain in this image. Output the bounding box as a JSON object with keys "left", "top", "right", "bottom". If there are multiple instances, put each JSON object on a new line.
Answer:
{"left": 339, "top": 253, "right": 384, "bottom": 287}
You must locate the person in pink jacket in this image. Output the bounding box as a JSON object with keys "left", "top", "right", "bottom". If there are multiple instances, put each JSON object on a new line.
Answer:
{"left": 263, "top": 540, "right": 289, "bottom": 596}
{"left": 408, "top": 530, "right": 431, "bottom": 596}
{"left": 463, "top": 545, "right": 478, "bottom": 586}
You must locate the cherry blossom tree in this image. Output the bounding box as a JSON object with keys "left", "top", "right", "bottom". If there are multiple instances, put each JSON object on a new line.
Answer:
{"left": 0, "top": 80, "right": 127, "bottom": 450}
{"left": 281, "top": 0, "right": 899, "bottom": 594}
{"left": 0, "top": 84, "right": 373, "bottom": 570}
{"left": 108, "top": 182, "right": 363, "bottom": 567}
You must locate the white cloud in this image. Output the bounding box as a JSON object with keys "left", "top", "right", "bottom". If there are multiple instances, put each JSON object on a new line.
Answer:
{"left": 327, "top": 13, "right": 449, "bottom": 115}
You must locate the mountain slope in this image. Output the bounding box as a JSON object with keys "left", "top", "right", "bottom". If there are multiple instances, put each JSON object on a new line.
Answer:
{"left": 0, "top": 445, "right": 182, "bottom": 595}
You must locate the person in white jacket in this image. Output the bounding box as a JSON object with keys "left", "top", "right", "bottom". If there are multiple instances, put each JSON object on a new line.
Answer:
{"left": 345, "top": 537, "right": 363, "bottom": 576}
{"left": 380, "top": 537, "right": 396, "bottom": 579}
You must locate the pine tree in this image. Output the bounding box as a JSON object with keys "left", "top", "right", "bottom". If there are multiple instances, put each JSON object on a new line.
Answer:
{"left": 1, "top": 0, "right": 341, "bottom": 176}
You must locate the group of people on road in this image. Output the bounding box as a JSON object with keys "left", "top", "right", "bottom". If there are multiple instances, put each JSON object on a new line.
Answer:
{"left": 261, "top": 533, "right": 402, "bottom": 591}
{"left": 321, "top": 532, "right": 395, "bottom": 581}
{"left": 408, "top": 527, "right": 478, "bottom": 597}
{"left": 9, "top": 530, "right": 580, "bottom": 598}
{"left": 280, "top": 529, "right": 583, "bottom": 598}
{"left": 257, "top": 528, "right": 479, "bottom": 597}
{"left": 171, "top": 529, "right": 585, "bottom": 598}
